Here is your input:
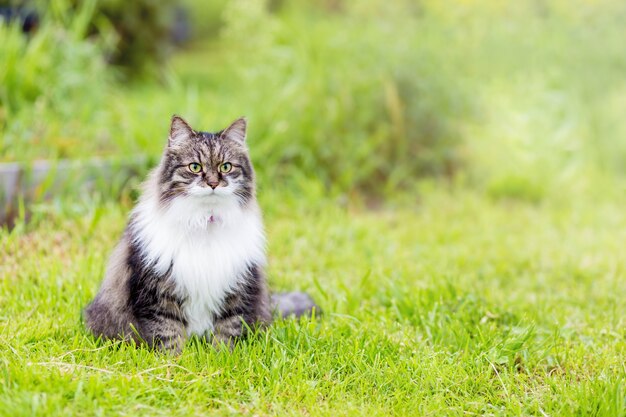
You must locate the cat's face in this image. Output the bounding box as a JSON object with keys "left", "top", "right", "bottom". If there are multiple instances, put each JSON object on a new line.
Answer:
{"left": 158, "top": 116, "right": 255, "bottom": 208}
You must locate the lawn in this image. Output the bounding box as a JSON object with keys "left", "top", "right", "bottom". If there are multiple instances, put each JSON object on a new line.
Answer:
{"left": 1, "top": 187, "right": 624, "bottom": 416}
{"left": 1, "top": 1, "right": 626, "bottom": 415}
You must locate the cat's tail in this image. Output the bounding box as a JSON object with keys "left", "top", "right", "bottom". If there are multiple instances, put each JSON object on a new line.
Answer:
{"left": 271, "top": 292, "right": 321, "bottom": 319}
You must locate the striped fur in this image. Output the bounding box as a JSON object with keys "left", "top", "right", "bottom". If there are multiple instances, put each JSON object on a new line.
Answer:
{"left": 85, "top": 116, "right": 274, "bottom": 353}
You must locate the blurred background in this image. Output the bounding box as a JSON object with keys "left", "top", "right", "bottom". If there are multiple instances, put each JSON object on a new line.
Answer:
{"left": 1, "top": 0, "right": 625, "bottom": 219}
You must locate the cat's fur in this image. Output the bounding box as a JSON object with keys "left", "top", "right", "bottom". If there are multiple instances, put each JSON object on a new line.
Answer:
{"left": 85, "top": 116, "right": 317, "bottom": 353}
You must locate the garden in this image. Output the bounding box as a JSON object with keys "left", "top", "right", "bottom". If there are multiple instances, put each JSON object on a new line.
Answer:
{"left": 1, "top": 1, "right": 625, "bottom": 415}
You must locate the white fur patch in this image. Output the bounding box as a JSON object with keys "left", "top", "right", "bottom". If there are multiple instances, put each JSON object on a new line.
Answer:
{"left": 131, "top": 184, "right": 265, "bottom": 337}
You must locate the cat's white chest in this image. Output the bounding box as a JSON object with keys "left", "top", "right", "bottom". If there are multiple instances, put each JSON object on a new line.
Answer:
{"left": 133, "top": 199, "right": 265, "bottom": 336}
{"left": 172, "top": 221, "right": 263, "bottom": 335}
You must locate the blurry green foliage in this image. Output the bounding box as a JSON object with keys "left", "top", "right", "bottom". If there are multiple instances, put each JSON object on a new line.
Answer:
{"left": 0, "top": 0, "right": 111, "bottom": 158}
{"left": 487, "top": 175, "right": 546, "bottom": 204}
{"left": 1, "top": 0, "right": 625, "bottom": 199}
{"left": 179, "top": 0, "right": 227, "bottom": 39}
{"left": 4, "top": 0, "right": 180, "bottom": 75}
{"left": 0, "top": 0, "right": 100, "bottom": 112}
{"left": 203, "top": 0, "right": 470, "bottom": 194}
{"left": 87, "top": 0, "right": 177, "bottom": 75}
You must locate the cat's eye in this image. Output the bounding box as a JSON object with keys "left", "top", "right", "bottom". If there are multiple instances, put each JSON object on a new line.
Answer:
{"left": 219, "top": 162, "right": 232, "bottom": 173}
{"left": 188, "top": 163, "right": 202, "bottom": 173}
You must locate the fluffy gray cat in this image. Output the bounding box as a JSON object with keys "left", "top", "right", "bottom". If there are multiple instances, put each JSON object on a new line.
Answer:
{"left": 85, "top": 116, "right": 318, "bottom": 353}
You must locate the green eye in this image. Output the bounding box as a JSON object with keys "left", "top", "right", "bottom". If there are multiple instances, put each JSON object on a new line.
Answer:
{"left": 219, "top": 162, "right": 232, "bottom": 173}
{"left": 188, "top": 163, "right": 202, "bottom": 173}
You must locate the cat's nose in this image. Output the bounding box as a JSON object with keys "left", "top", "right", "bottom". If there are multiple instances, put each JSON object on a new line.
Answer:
{"left": 207, "top": 180, "right": 219, "bottom": 189}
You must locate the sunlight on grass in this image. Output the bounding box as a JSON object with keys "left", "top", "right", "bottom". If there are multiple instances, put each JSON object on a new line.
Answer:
{"left": 1, "top": 189, "right": 625, "bottom": 415}
{"left": 1, "top": 0, "right": 625, "bottom": 415}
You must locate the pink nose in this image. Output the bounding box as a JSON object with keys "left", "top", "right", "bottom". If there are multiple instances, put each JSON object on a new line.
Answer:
{"left": 207, "top": 181, "right": 219, "bottom": 189}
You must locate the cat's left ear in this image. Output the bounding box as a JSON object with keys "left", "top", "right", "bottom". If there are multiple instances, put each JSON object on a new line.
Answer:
{"left": 221, "top": 117, "right": 247, "bottom": 143}
{"left": 169, "top": 115, "right": 195, "bottom": 147}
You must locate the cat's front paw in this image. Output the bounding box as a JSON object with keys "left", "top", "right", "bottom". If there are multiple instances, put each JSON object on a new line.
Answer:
{"left": 152, "top": 334, "right": 185, "bottom": 355}
{"left": 211, "top": 315, "right": 246, "bottom": 350}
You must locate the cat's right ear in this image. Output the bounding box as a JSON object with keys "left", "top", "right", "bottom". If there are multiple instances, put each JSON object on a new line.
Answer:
{"left": 169, "top": 115, "right": 194, "bottom": 147}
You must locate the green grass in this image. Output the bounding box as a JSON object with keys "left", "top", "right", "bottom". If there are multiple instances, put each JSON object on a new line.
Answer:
{"left": 1, "top": 188, "right": 625, "bottom": 416}
{"left": 2, "top": 1, "right": 626, "bottom": 415}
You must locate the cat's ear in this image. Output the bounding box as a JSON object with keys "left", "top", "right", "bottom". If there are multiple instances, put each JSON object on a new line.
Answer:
{"left": 221, "top": 117, "right": 247, "bottom": 143}
{"left": 169, "top": 115, "right": 194, "bottom": 146}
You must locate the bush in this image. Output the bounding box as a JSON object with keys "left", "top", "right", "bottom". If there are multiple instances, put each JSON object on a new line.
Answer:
{"left": 0, "top": 0, "right": 111, "bottom": 160}
{"left": 4, "top": 0, "right": 624, "bottom": 201}
{"left": 209, "top": 0, "right": 470, "bottom": 194}
{"left": 87, "top": 0, "right": 177, "bottom": 76}
{"left": 179, "top": 0, "right": 228, "bottom": 40}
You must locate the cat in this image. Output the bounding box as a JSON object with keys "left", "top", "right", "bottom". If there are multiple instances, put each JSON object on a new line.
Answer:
{"left": 84, "top": 116, "right": 318, "bottom": 353}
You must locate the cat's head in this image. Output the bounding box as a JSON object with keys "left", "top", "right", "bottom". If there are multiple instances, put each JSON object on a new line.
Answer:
{"left": 157, "top": 116, "right": 255, "bottom": 208}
